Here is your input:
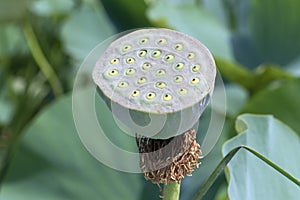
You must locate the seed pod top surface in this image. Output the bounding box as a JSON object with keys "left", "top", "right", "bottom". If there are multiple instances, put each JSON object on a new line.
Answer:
{"left": 93, "top": 28, "right": 216, "bottom": 114}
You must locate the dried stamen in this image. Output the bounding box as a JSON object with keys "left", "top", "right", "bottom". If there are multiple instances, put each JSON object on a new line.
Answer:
{"left": 136, "top": 129, "right": 202, "bottom": 184}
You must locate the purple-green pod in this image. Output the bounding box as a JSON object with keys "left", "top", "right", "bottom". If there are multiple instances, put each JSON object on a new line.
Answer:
{"left": 93, "top": 28, "right": 216, "bottom": 139}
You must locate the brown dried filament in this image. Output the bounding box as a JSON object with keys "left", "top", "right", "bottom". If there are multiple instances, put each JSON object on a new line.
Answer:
{"left": 136, "top": 128, "right": 202, "bottom": 184}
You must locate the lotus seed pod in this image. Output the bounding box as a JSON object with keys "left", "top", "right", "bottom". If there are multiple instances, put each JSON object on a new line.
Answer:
{"left": 93, "top": 28, "right": 216, "bottom": 139}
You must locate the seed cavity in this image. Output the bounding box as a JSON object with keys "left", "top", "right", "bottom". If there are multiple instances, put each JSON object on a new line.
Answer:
{"left": 146, "top": 92, "right": 156, "bottom": 100}
{"left": 139, "top": 38, "right": 149, "bottom": 44}
{"left": 110, "top": 58, "right": 119, "bottom": 64}
{"left": 174, "top": 43, "right": 183, "bottom": 51}
{"left": 138, "top": 49, "right": 147, "bottom": 57}
{"left": 174, "top": 75, "right": 183, "bottom": 83}
{"left": 163, "top": 94, "right": 172, "bottom": 101}
{"left": 126, "top": 57, "right": 135, "bottom": 64}
{"left": 164, "top": 54, "right": 174, "bottom": 62}
{"left": 155, "top": 82, "right": 167, "bottom": 89}
{"left": 187, "top": 52, "right": 195, "bottom": 60}
{"left": 118, "top": 81, "right": 129, "bottom": 88}
{"left": 151, "top": 50, "right": 162, "bottom": 58}
{"left": 142, "top": 62, "right": 152, "bottom": 70}
{"left": 155, "top": 69, "right": 166, "bottom": 76}
{"left": 122, "top": 45, "right": 131, "bottom": 52}
{"left": 126, "top": 68, "right": 136, "bottom": 75}
{"left": 179, "top": 88, "right": 187, "bottom": 95}
{"left": 174, "top": 62, "right": 184, "bottom": 70}
{"left": 108, "top": 69, "right": 119, "bottom": 76}
{"left": 191, "top": 77, "right": 200, "bottom": 84}
{"left": 137, "top": 77, "right": 147, "bottom": 84}
{"left": 157, "top": 38, "right": 167, "bottom": 45}
{"left": 192, "top": 64, "right": 201, "bottom": 72}
{"left": 131, "top": 90, "right": 140, "bottom": 97}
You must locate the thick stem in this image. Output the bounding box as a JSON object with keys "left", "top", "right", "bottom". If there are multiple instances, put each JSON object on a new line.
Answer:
{"left": 23, "top": 21, "right": 63, "bottom": 97}
{"left": 163, "top": 181, "right": 181, "bottom": 200}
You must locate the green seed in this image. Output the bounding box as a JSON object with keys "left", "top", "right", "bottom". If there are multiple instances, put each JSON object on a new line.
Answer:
{"left": 191, "top": 77, "right": 200, "bottom": 84}
{"left": 174, "top": 43, "right": 183, "bottom": 51}
{"left": 138, "top": 49, "right": 147, "bottom": 57}
{"left": 110, "top": 58, "right": 119, "bottom": 64}
{"left": 157, "top": 38, "right": 167, "bottom": 45}
{"left": 126, "top": 57, "right": 135, "bottom": 64}
{"left": 142, "top": 62, "right": 152, "bottom": 70}
{"left": 118, "top": 81, "right": 129, "bottom": 88}
{"left": 163, "top": 94, "right": 172, "bottom": 101}
{"left": 192, "top": 64, "right": 201, "bottom": 72}
{"left": 179, "top": 88, "right": 187, "bottom": 95}
{"left": 151, "top": 50, "right": 162, "bottom": 58}
{"left": 187, "top": 52, "right": 195, "bottom": 60}
{"left": 146, "top": 92, "right": 156, "bottom": 100}
{"left": 139, "top": 38, "right": 149, "bottom": 44}
{"left": 126, "top": 68, "right": 136, "bottom": 75}
{"left": 131, "top": 90, "right": 140, "bottom": 97}
{"left": 155, "top": 82, "right": 167, "bottom": 89}
{"left": 137, "top": 77, "right": 147, "bottom": 84}
{"left": 174, "top": 75, "right": 183, "bottom": 83}
{"left": 174, "top": 62, "right": 184, "bottom": 70}
{"left": 108, "top": 69, "right": 119, "bottom": 76}
{"left": 155, "top": 69, "right": 166, "bottom": 76}
{"left": 122, "top": 45, "right": 131, "bottom": 52}
{"left": 164, "top": 54, "right": 174, "bottom": 62}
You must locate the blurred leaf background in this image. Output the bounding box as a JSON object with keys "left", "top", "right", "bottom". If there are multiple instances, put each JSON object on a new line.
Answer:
{"left": 0, "top": 0, "right": 299, "bottom": 199}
